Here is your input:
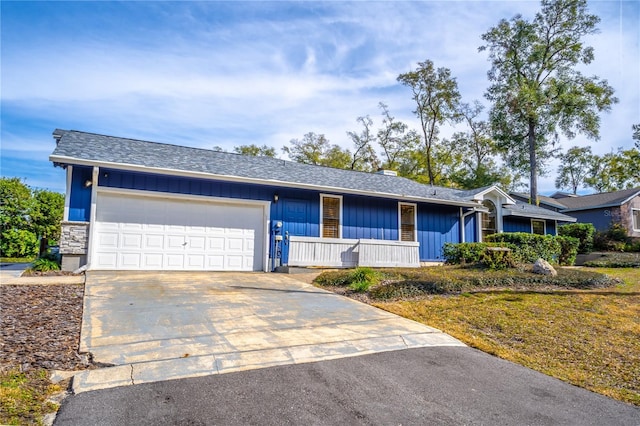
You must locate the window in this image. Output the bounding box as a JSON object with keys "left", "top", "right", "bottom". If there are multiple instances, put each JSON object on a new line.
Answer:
{"left": 531, "top": 219, "right": 546, "bottom": 235}
{"left": 481, "top": 200, "right": 497, "bottom": 241}
{"left": 633, "top": 209, "right": 640, "bottom": 231}
{"left": 399, "top": 203, "right": 416, "bottom": 242}
{"left": 320, "top": 195, "right": 341, "bottom": 238}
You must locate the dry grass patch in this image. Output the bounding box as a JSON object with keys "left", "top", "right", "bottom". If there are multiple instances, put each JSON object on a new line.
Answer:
{"left": 372, "top": 268, "right": 640, "bottom": 405}
{"left": 0, "top": 369, "right": 61, "bottom": 425}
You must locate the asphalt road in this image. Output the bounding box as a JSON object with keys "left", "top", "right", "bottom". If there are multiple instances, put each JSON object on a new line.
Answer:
{"left": 55, "top": 347, "right": 639, "bottom": 426}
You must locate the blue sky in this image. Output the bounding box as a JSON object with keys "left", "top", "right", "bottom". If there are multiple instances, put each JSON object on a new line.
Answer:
{"left": 1, "top": 1, "right": 638, "bottom": 194}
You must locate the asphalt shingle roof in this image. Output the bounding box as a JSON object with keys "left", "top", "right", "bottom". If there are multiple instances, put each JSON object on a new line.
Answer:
{"left": 552, "top": 187, "right": 640, "bottom": 211}
{"left": 50, "top": 129, "right": 474, "bottom": 206}
{"left": 505, "top": 201, "right": 577, "bottom": 221}
{"left": 49, "top": 129, "right": 577, "bottom": 223}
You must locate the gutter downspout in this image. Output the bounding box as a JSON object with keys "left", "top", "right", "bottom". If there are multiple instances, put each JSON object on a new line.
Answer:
{"left": 460, "top": 207, "right": 479, "bottom": 243}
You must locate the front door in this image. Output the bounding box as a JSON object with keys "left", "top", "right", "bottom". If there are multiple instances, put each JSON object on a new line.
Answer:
{"left": 281, "top": 199, "right": 309, "bottom": 265}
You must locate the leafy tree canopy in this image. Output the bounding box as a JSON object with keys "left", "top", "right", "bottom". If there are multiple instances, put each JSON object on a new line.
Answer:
{"left": 397, "top": 59, "right": 462, "bottom": 185}
{"left": 233, "top": 144, "right": 277, "bottom": 157}
{"left": 480, "top": 0, "right": 617, "bottom": 204}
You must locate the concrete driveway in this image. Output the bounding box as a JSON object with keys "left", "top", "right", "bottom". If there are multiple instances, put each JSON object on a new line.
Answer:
{"left": 73, "top": 271, "right": 462, "bottom": 393}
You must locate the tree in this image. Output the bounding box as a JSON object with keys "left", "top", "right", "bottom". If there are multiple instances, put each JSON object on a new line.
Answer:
{"left": 440, "top": 102, "right": 516, "bottom": 189}
{"left": 376, "top": 102, "right": 421, "bottom": 173}
{"left": 555, "top": 146, "right": 593, "bottom": 194}
{"left": 633, "top": 123, "right": 640, "bottom": 149}
{"left": 346, "top": 116, "right": 379, "bottom": 171}
{"left": 584, "top": 148, "right": 640, "bottom": 193}
{"left": 0, "top": 178, "right": 63, "bottom": 257}
{"left": 30, "top": 189, "right": 64, "bottom": 247}
{"left": 282, "top": 132, "right": 351, "bottom": 169}
{"left": 282, "top": 132, "right": 331, "bottom": 165}
{"left": 233, "top": 144, "right": 277, "bottom": 157}
{"left": 480, "top": 0, "right": 617, "bottom": 205}
{"left": 0, "top": 177, "right": 32, "bottom": 235}
{"left": 397, "top": 60, "right": 462, "bottom": 185}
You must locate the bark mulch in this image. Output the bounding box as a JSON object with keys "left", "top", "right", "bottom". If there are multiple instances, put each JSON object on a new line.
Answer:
{"left": 0, "top": 284, "right": 91, "bottom": 372}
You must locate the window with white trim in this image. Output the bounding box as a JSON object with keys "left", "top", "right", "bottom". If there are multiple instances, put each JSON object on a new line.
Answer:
{"left": 320, "top": 195, "right": 342, "bottom": 238}
{"left": 633, "top": 208, "right": 640, "bottom": 231}
{"left": 531, "top": 219, "right": 546, "bottom": 235}
{"left": 481, "top": 200, "right": 497, "bottom": 241}
{"left": 399, "top": 203, "right": 417, "bottom": 242}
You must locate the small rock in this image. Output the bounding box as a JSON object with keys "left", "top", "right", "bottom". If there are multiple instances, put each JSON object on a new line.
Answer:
{"left": 533, "top": 258, "right": 557, "bottom": 277}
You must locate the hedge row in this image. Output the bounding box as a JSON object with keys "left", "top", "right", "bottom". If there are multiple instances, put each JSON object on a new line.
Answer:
{"left": 443, "top": 233, "right": 579, "bottom": 267}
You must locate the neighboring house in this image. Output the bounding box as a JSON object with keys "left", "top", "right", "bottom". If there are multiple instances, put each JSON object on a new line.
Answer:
{"left": 510, "top": 192, "right": 568, "bottom": 212}
{"left": 544, "top": 188, "right": 640, "bottom": 238}
{"left": 49, "top": 130, "right": 575, "bottom": 272}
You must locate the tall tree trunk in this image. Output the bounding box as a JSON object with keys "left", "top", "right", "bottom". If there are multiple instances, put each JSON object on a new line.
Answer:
{"left": 528, "top": 119, "right": 538, "bottom": 205}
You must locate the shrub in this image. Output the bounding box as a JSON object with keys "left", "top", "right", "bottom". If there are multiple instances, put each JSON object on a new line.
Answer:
{"left": 556, "top": 236, "right": 580, "bottom": 266}
{"left": 314, "top": 271, "right": 352, "bottom": 287}
{"left": 348, "top": 267, "right": 380, "bottom": 292}
{"left": 443, "top": 242, "right": 488, "bottom": 264}
{"left": 0, "top": 229, "right": 38, "bottom": 258}
{"left": 481, "top": 248, "right": 516, "bottom": 270}
{"left": 32, "top": 257, "right": 60, "bottom": 272}
{"left": 583, "top": 252, "right": 640, "bottom": 268}
{"left": 558, "top": 223, "right": 595, "bottom": 254}
{"left": 443, "top": 242, "right": 516, "bottom": 265}
{"left": 593, "top": 223, "right": 632, "bottom": 252}
{"left": 486, "top": 233, "right": 561, "bottom": 263}
{"left": 314, "top": 267, "right": 380, "bottom": 292}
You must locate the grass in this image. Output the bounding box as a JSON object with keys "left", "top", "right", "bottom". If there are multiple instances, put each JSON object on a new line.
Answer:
{"left": 371, "top": 267, "right": 640, "bottom": 406}
{"left": 0, "top": 369, "right": 61, "bottom": 425}
{"left": 0, "top": 257, "right": 35, "bottom": 264}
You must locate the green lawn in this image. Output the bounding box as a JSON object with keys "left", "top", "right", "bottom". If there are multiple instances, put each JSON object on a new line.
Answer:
{"left": 372, "top": 268, "right": 640, "bottom": 405}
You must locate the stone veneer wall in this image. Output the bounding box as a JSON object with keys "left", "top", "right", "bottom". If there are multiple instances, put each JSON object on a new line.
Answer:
{"left": 59, "top": 222, "right": 90, "bottom": 255}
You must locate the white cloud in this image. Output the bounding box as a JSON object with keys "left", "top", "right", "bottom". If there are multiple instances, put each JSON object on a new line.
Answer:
{"left": 1, "top": 0, "right": 637, "bottom": 195}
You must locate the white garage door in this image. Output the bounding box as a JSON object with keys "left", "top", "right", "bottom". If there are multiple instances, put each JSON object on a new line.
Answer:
{"left": 91, "top": 192, "right": 265, "bottom": 271}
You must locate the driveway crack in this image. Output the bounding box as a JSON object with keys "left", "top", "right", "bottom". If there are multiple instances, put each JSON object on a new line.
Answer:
{"left": 130, "top": 364, "right": 135, "bottom": 385}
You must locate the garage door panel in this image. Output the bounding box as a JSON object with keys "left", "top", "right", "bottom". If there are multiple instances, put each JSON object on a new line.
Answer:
{"left": 120, "top": 253, "right": 142, "bottom": 268}
{"left": 143, "top": 253, "right": 163, "bottom": 268}
{"left": 188, "top": 236, "right": 206, "bottom": 250}
{"left": 144, "top": 235, "right": 164, "bottom": 249}
{"left": 166, "top": 235, "right": 186, "bottom": 250}
{"left": 97, "top": 233, "right": 119, "bottom": 248}
{"left": 227, "top": 238, "right": 244, "bottom": 251}
{"left": 121, "top": 234, "right": 143, "bottom": 249}
{"left": 206, "top": 255, "right": 224, "bottom": 269}
{"left": 93, "top": 193, "right": 264, "bottom": 271}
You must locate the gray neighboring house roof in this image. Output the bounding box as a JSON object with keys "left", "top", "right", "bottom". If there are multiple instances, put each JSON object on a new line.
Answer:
{"left": 48, "top": 129, "right": 577, "bottom": 223}
{"left": 554, "top": 187, "right": 640, "bottom": 212}
{"left": 510, "top": 192, "right": 567, "bottom": 211}
{"left": 504, "top": 201, "right": 576, "bottom": 222}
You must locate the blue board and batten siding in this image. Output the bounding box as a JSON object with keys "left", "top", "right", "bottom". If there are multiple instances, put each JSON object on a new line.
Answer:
{"left": 68, "top": 166, "right": 93, "bottom": 222}
{"left": 504, "top": 217, "right": 556, "bottom": 235}
{"left": 68, "top": 168, "right": 466, "bottom": 262}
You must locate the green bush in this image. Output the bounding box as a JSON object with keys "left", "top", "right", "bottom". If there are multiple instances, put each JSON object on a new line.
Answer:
{"left": 314, "top": 267, "right": 380, "bottom": 292}
{"left": 443, "top": 242, "right": 487, "bottom": 264}
{"left": 348, "top": 267, "right": 380, "bottom": 292}
{"left": 556, "top": 236, "right": 580, "bottom": 266}
{"left": 481, "top": 248, "right": 516, "bottom": 270}
{"left": 593, "top": 223, "right": 631, "bottom": 252}
{"left": 443, "top": 242, "right": 516, "bottom": 265}
{"left": 486, "top": 233, "right": 561, "bottom": 263}
{"left": 31, "top": 258, "right": 61, "bottom": 272}
{"left": 558, "top": 223, "right": 595, "bottom": 254}
{"left": 0, "top": 229, "right": 38, "bottom": 258}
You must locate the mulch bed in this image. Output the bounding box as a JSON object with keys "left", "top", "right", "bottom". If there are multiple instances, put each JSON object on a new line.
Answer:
{"left": 0, "top": 284, "right": 91, "bottom": 372}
